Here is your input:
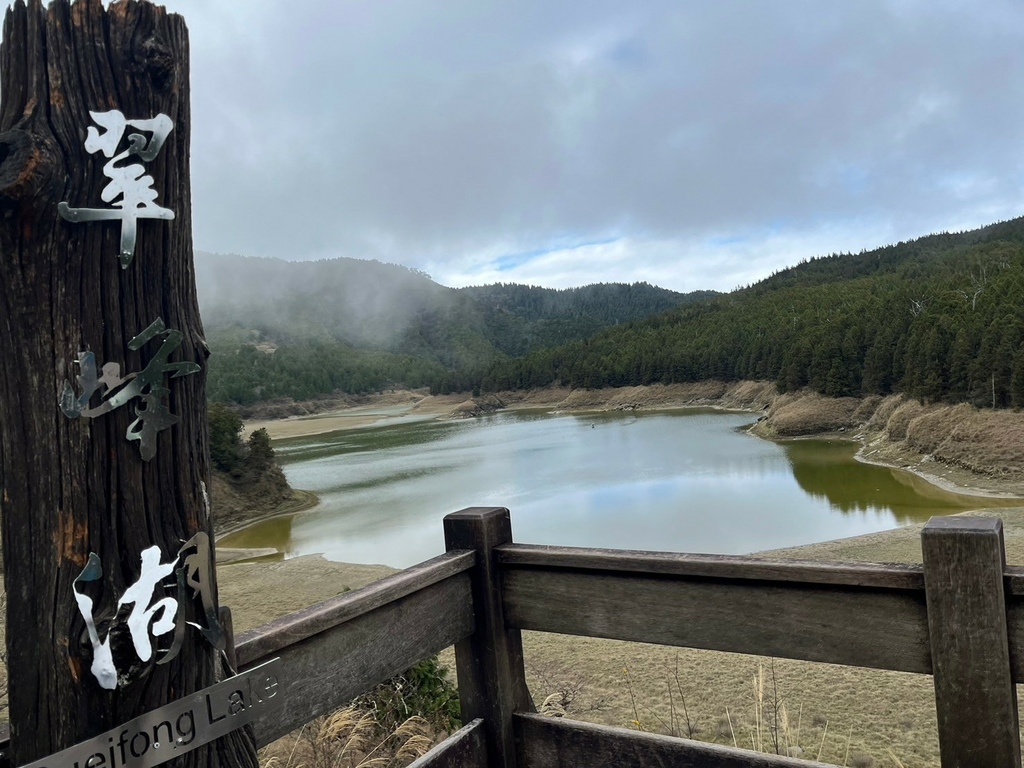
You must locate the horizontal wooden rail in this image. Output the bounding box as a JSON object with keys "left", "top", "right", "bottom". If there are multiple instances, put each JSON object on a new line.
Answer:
{"left": 1000, "top": 566, "right": 1024, "bottom": 596}
{"left": 237, "top": 550, "right": 477, "bottom": 746}
{"left": 500, "top": 543, "right": 1024, "bottom": 684}
{"left": 999, "top": 566, "right": 1024, "bottom": 680}
{"left": 497, "top": 544, "right": 927, "bottom": 589}
{"left": 498, "top": 544, "right": 932, "bottom": 674}
{"left": 237, "top": 550, "right": 475, "bottom": 664}
{"left": 407, "top": 719, "right": 487, "bottom": 768}
{"left": 1006, "top": 599, "right": 1024, "bottom": 679}
{"left": 515, "top": 713, "right": 835, "bottom": 768}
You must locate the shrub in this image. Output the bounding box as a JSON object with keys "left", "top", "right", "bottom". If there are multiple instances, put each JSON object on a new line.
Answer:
{"left": 209, "top": 402, "right": 245, "bottom": 473}
{"left": 260, "top": 657, "right": 458, "bottom": 768}
{"left": 884, "top": 399, "right": 925, "bottom": 441}
{"left": 864, "top": 394, "right": 903, "bottom": 431}
{"left": 356, "top": 657, "right": 461, "bottom": 734}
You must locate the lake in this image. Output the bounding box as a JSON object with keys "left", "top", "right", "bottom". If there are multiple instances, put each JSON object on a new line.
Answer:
{"left": 219, "top": 408, "right": 992, "bottom": 567}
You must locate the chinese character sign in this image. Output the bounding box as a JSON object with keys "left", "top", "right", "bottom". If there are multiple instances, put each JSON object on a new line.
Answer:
{"left": 58, "top": 110, "right": 175, "bottom": 268}
{"left": 73, "top": 531, "right": 224, "bottom": 691}
{"left": 59, "top": 318, "right": 201, "bottom": 461}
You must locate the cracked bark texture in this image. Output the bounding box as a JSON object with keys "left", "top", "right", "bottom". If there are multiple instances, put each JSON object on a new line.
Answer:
{"left": 0, "top": 2, "right": 255, "bottom": 766}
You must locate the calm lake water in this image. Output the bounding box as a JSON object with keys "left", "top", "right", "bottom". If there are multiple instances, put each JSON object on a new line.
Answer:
{"left": 220, "top": 409, "right": 992, "bottom": 568}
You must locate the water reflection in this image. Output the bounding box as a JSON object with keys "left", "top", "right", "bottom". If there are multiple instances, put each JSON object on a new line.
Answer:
{"left": 219, "top": 411, "right": 1019, "bottom": 567}
{"left": 219, "top": 513, "right": 293, "bottom": 552}
{"left": 780, "top": 440, "right": 986, "bottom": 523}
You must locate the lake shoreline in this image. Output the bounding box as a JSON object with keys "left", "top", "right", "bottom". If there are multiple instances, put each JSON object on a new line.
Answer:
{"left": 218, "top": 382, "right": 1024, "bottom": 571}
{"left": 240, "top": 381, "right": 1024, "bottom": 504}
{"left": 221, "top": 382, "right": 1024, "bottom": 552}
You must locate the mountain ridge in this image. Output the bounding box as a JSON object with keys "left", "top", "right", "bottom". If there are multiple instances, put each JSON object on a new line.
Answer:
{"left": 196, "top": 251, "right": 712, "bottom": 404}
{"left": 198, "top": 213, "right": 1024, "bottom": 409}
{"left": 465, "top": 215, "right": 1024, "bottom": 407}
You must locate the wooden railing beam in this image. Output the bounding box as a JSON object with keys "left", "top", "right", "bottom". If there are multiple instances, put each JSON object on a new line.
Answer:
{"left": 407, "top": 719, "right": 488, "bottom": 768}
{"left": 501, "top": 566, "right": 931, "bottom": 673}
{"left": 515, "top": 713, "right": 836, "bottom": 768}
{"left": 235, "top": 553, "right": 476, "bottom": 747}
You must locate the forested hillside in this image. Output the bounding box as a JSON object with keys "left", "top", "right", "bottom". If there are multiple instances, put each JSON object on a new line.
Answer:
{"left": 464, "top": 217, "right": 1024, "bottom": 408}
{"left": 196, "top": 253, "right": 705, "bottom": 404}
{"left": 458, "top": 283, "right": 714, "bottom": 355}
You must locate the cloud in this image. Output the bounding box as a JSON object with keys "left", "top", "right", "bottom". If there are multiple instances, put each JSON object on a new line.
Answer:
{"left": 434, "top": 223, "right": 901, "bottom": 293}
{"left": 135, "top": 0, "right": 1024, "bottom": 288}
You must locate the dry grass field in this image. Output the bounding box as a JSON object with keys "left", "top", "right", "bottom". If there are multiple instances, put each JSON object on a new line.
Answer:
{"left": 507, "top": 508, "right": 1024, "bottom": 768}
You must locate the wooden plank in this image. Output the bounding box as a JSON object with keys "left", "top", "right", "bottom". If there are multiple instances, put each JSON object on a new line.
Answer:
{"left": 503, "top": 567, "right": 931, "bottom": 673}
{"left": 445, "top": 508, "right": 535, "bottom": 768}
{"left": 1004, "top": 597, "right": 1024, "bottom": 681}
{"left": 407, "top": 719, "right": 487, "bottom": 768}
{"left": 1002, "top": 566, "right": 1024, "bottom": 597}
{"left": 922, "top": 516, "right": 1021, "bottom": 768}
{"left": 497, "top": 543, "right": 925, "bottom": 589}
{"left": 236, "top": 550, "right": 474, "bottom": 666}
{"left": 515, "top": 713, "right": 836, "bottom": 768}
{"left": 239, "top": 572, "right": 475, "bottom": 747}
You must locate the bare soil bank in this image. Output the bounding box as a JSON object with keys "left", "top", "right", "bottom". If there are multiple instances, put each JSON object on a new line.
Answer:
{"left": 211, "top": 466, "right": 319, "bottom": 538}
{"left": 243, "top": 382, "right": 777, "bottom": 440}
{"left": 750, "top": 390, "right": 1024, "bottom": 498}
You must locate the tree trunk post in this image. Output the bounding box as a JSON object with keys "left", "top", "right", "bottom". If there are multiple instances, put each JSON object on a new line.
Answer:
{"left": 444, "top": 507, "right": 534, "bottom": 768}
{"left": 0, "top": 2, "right": 256, "bottom": 767}
{"left": 922, "top": 516, "right": 1021, "bottom": 768}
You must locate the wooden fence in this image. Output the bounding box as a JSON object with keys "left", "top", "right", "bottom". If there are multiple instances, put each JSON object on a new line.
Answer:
{"left": 227, "top": 507, "right": 1023, "bottom": 768}
{"left": 8, "top": 507, "right": 1024, "bottom": 767}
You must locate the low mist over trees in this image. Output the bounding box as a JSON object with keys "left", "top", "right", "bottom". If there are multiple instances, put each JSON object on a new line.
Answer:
{"left": 199, "top": 216, "right": 1024, "bottom": 410}
{"left": 197, "top": 253, "right": 707, "bottom": 404}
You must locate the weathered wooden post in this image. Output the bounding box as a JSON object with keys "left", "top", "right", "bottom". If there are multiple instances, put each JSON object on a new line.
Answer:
{"left": 444, "top": 507, "right": 534, "bottom": 768}
{"left": 922, "top": 516, "right": 1021, "bottom": 768}
{"left": 0, "top": 2, "right": 263, "bottom": 767}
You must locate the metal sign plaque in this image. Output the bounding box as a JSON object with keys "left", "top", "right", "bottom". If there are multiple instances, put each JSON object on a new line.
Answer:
{"left": 20, "top": 659, "right": 282, "bottom": 768}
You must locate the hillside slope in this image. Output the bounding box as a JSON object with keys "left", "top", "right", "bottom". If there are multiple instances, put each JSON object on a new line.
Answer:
{"left": 467, "top": 216, "right": 1024, "bottom": 408}
{"left": 196, "top": 252, "right": 709, "bottom": 404}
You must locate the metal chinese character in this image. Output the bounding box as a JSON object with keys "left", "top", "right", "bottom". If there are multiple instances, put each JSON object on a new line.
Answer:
{"left": 73, "top": 530, "right": 223, "bottom": 690}
{"left": 72, "top": 553, "right": 118, "bottom": 690}
{"left": 58, "top": 110, "right": 175, "bottom": 268}
{"left": 60, "top": 318, "right": 201, "bottom": 461}
{"left": 158, "top": 532, "right": 224, "bottom": 665}
{"left": 118, "top": 546, "right": 180, "bottom": 664}
{"left": 74, "top": 546, "right": 179, "bottom": 691}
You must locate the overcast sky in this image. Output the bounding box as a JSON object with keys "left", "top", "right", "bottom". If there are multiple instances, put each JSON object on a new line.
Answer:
{"left": 142, "top": 1, "right": 1024, "bottom": 291}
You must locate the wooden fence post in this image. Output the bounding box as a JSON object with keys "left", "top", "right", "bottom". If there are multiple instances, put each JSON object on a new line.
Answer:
{"left": 444, "top": 508, "right": 534, "bottom": 768}
{"left": 922, "top": 516, "right": 1021, "bottom": 768}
